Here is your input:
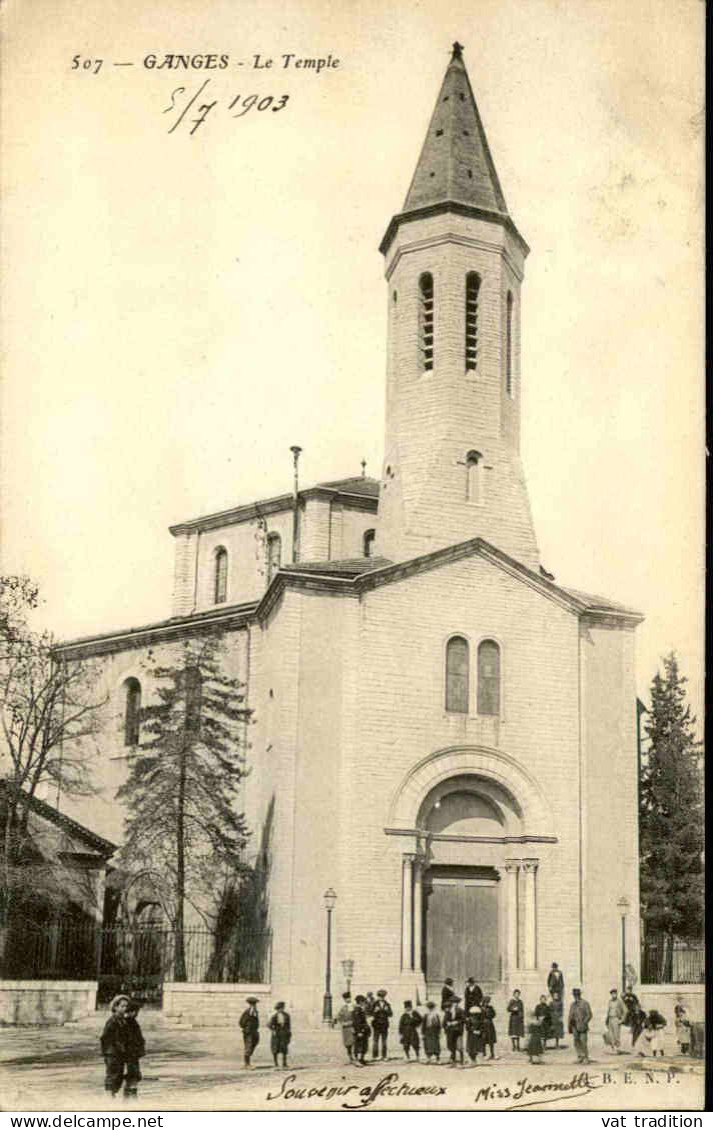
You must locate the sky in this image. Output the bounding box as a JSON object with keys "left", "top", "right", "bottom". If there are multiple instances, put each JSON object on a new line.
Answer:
{"left": 0, "top": 0, "right": 704, "bottom": 721}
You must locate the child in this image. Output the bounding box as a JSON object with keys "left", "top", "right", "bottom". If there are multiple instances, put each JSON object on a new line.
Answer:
{"left": 398, "top": 1000, "right": 422, "bottom": 1060}
{"left": 507, "top": 990, "right": 524, "bottom": 1052}
{"left": 422, "top": 1001, "right": 442, "bottom": 1063}
{"left": 239, "top": 996, "right": 260, "bottom": 1068}
{"left": 482, "top": 996, "right": 497, "bottom": 1060}
{"left": 465, "top": 1002, "right": 484, "bottom": 1064}
{"left": 100, "top": 994, "right": 135, "bottom": 1099}
{"left": 674, "top": 1003, "right": 691, "bottom": 1056}
{"left": 525, "top": 1010, "right": 544, "bottom": 1064}
{"left": 639, "top": 1009, "right": 667, "bottom": 1057}
{"left": 268, "top": 1001, "right": 292, "bottom": 1068}
{"left": 123, "top": 1000, "right": 146, "bottom": 1099}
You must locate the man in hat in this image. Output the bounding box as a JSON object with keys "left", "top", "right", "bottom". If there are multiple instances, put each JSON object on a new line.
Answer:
{"left": 441, "top": 977, "right": 455, "bottom": 1010}
{"left": 372, "top": 989, "right": 393, "bottom": 1060}
{"left": 335, "top": 991, "right": 356, "bottom": 1063}
{"left": 239, "top": 996, "right": 260, "bottom": 1068}
{"left": 604, "top": 988, "right": 626, "bottom": 1054}
{"left": 123, "top": 999, "right": 146, "bottom": 1099}
{"left": 464, "top": 977, "right": 483, "bottom": 1012}
{"left": 443, "top": 994, "right": 465, "bottom": 1066}
{"left": 568, "top": 988, "right": 593, "bottom": 1064}
{"left": 398, "top": 1000, "right": 422, "bottom": 1060}
{"left": 268, "top": 1000, "right": 292, "bottom": 1068}
{"left": 353, "top": 995, "right": 370, "bottom": 1065}
{"left": 547, "top": 962, "right": 564, "bottom": 999}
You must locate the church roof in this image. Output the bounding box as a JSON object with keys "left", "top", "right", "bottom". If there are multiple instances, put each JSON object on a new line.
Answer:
{"left": 281, "top": 555, "right": 392, "bottom": 577}
{"left": 317, "top": 476, "right": 380, "bottom": 498}
{"left": 403, "top": 42, "right": 508, "bottom": 216}
{"left": 0, "top": 781, "right": 117, "bottom": 858}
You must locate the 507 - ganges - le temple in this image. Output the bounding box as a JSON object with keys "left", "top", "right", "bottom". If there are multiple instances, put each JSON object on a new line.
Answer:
{"left": 0, "top": 39, "right": 703, "bottom": 1111}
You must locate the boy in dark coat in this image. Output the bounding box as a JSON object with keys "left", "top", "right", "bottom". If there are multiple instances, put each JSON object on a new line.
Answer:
{"left": 422, "top": 1001, "right": 442, "bottom": 1063}
{"left": 398, "top": 1000, "right": 422, "bottom": 1060}
{"left": 482, "top": 996, "right": 497, "bottom": 1059}
{"left": 268, "top": 1001, "right": 291, "bottom": 1068}
{"left": 123, "top": 1000, "right": 146, "bottom": 1098}
{"left": 371, "top": 989, "right": 393, "bottom": 1060}
{"left": 353, "top": 995, "right": 370, "bottom": 1065}
{"left": 239, "top": 996, "right": 260, "bottom": 1068}
{"left": 507, "top": 989, "right": 525, "bottom": 1051}
{"left": 101, "top": 994, "right": 141, "bottom": 1098}
{"left": 444, "top": 995, "right": 465, "bottom": 1066}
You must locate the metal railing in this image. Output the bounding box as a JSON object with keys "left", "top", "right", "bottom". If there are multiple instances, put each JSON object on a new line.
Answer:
{"left": 0, "top": 920, "right": 272, "bottom": 1002}
{"left": 641, "top": 935, "right": 704, "bottom": 984}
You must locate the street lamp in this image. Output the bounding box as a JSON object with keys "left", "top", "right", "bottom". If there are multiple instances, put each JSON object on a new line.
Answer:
{"left": 617, "top": 897, "right": 630, "bottom": 994}
{"left": 341, "top": 957, "right": 355, "bottom": 996}
{"left": 323, "top": 888, "right": 337, "bottom": 1022}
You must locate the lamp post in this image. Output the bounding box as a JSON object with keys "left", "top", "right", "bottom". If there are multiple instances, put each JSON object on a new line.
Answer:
{"left": 323, "top": 888, "right": 337, "bottom": 1022}
{"left": 617, "top": 897, "right": 630, "bottom": 994}
{"left": 341, "top": 958, "right": 355, "bottom": 997}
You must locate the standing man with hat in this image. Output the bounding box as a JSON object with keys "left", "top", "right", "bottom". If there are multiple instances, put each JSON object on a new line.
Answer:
{"left": 398, "top": 1000, "right": 423, "bottom": 1060}
{"left": 464, "top": 977, "right": 483, "bottom": 1012}
{"left": 239, "top": 996, "right": 261, "bottom": 1068}
{"left": 443, "top": 994, "right": 465, "bottom": 1066}
{"left": 568, "top": 988, "right": 593, "bottom": 1065}
{"left": 353, "top": 995, "right": 370, "bottom": 1065}
{"left": 268, "top": 1000, "right": 292, "bottom": 1068}
{"left": 547, "top": 962, "right": 564, "bottom": 999}
{"left": 372, "top": 989, "right": 393, "bottom": 1060}
{"left": 441, "top": 977, "right": 455, "bottom": 1010}
{"left": 335, "top": 991, "right": 356, "bottom": 1064}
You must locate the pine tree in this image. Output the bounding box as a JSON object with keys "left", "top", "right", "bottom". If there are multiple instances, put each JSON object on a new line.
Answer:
{"left": 639, "top": 653, "right": 703, "bottom": 976}
{"left": 117, "top": 633, "right": 250, "bottom": 981}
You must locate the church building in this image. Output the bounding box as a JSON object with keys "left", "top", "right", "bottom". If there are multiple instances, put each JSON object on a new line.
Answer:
{"left": 56, "top": 45, "right": 642, "bottom": 1017}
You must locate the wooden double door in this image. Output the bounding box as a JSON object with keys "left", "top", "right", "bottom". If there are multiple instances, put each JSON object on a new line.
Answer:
{"left": 423, "top": 867, "right": 500, "bottom": 984}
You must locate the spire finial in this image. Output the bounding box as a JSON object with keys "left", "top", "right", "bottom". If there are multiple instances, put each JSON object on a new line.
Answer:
{"left": 361, "top": 459, "right": 367, "bottom": 478}
{"left": 451, "top": 41, "right": 464, "bottom": 61}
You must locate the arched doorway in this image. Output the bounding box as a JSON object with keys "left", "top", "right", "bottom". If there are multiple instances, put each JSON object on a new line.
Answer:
{"left": 417, "top": 777, "right": 520, "bottom": 991}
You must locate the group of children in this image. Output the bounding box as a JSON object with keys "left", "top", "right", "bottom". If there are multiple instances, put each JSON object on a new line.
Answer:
{"left": 99, "top": 979, "right": 694, "bottom": 1096}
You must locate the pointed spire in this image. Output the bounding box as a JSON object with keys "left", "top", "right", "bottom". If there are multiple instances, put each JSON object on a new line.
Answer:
{"left": 402, "top": 42, "right": 508, "bottom": 216}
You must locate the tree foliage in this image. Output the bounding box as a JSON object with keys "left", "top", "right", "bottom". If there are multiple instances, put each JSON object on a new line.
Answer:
{"left": 639, "top": 652, "right": 704, "bottom": 941}
{"left": 0, "top": 576, "right": 105, "bottom": 928}
{"left": 116, "top": 633, "right": 251, "bottom": 978}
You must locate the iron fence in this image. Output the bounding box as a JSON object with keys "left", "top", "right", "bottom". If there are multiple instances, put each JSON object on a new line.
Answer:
{"left": 641, "top": 935, "right": 704, "bottom": 984}
{"left": 0, "top": 920, "right": 272, "bottom": 1006}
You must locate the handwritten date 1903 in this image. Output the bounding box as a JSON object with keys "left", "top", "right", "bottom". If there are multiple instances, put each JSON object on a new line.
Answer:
{"left": 164, "top": 79, "right": 289, "bottom": 135}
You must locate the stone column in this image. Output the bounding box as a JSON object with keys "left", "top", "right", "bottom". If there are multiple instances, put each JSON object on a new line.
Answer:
{"left": 504, "top": 859, "right": 520, "bottom": 977}
{"left": 413, "top": 856, "right": 425, "bottom": 973}
{"left": 401, "top": 853, "right": 415, "bottom": 972}
{"left": 522, "top": 858, "right": 539, "bottom": 970}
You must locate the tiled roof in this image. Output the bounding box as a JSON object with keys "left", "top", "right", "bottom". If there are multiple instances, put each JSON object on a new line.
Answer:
{"left": 281, "top": 555, "right": 392, "bottom": 577}
{"left": 317, "top": 476, "right": 381, "bottom": 498}
{"left": 0, "top": 780, "right": 117, "bottom": 856}
{"left": 561, "top": 586, "right": 635, "bottom": 615}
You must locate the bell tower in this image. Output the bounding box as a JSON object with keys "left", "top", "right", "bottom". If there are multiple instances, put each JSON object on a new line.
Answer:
{"left": 377, "top": 43, "right": 540, "bottom": 571}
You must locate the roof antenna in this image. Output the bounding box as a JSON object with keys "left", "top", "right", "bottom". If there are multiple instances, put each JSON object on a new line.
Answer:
{"left": 290, "top": 445, "right": 302, "bottom": 563}
{"left": 361, "top": 459, "right": 367, "bottom": 479}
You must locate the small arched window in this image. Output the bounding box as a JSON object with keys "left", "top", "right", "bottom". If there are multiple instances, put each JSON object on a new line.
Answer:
{"left": 466, "top": 450, "right": 483, "bottom": 505}
{"left": 214, "top": 547, "right": 228, "bottom": 604}
{"left": 445, "top": 636, "right": 469, "bottom": 713}
{"left": 266, "top": 533, "right": 282, "bottom": 584}
{"left": 465, "top": 272, "right": 481, "bottom": 370}
{"left": 505, "top": 291, "right": 514, "bottom": 396}
{"left": 184, "top": 666, "right": 202, "bottom": 734}
{"left": 477, "top": 640, "right": 501, "bottom": 716}
{"left": 363, "top": 528, "right": 375, "bottom": 558}
{"left": 419, "top": 273, "right": 434, "bottom": 371}
{"left": 123, "top": 678, "right": 141, "bottom": 747}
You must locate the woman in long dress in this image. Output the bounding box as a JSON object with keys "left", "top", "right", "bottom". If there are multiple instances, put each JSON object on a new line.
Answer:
{"left": 507, "top": 990, "right": 525, "bottom": 1051}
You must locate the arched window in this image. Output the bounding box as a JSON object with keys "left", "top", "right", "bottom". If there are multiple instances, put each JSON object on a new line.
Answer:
{"left": 123, "top": 678, "right": 141, "bottom": 747}
{"left": 466, "top": 450, "right": 483, "bottom": 505}
{"left": 266, "top": 533, "right": 282, "bottom": 584}
{"left": 505, "top": 291, "right": 514, "bottom": 396}
{"left": 477, "top": 640, "right": 501, "bottom": 715}
{"left": 363, "top": 528, "right": 375, "bottom": 557}
{"left": 465, "top": 272, "right": 480, "bottom": 370}
{"left": 184, "top": 666, "right": 202, "bottom": 734}
{"left": 419, "top": 273, "right": 434, "bottom": 371}
{"left": 445, "top": 636, "right": 469, "bottom": 713}
{"left": 214, "top": 547, "right": 228, "bottom": 604}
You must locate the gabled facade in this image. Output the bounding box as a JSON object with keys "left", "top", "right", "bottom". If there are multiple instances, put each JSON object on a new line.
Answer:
{"left": 55, "top": 44, "right": 642, "bottom": 1018}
